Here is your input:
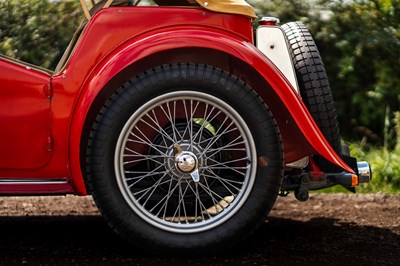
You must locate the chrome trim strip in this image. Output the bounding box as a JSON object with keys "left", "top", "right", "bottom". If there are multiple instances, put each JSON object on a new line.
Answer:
{"left": 0, "top": 178, "right": 69, "bottom": 186}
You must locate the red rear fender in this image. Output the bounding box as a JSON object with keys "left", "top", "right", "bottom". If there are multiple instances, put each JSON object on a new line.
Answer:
{"left": 69, "top": 29, "right": 353, "bottom": 194}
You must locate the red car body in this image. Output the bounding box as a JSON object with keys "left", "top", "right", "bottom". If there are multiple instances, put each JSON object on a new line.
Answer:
{"left": 0, "top": 7, "right": 354, "bottom": 196}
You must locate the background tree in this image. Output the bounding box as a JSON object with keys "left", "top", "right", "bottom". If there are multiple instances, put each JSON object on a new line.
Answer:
{"left": 0, "top": 0, "right": 81, "bottom": 69}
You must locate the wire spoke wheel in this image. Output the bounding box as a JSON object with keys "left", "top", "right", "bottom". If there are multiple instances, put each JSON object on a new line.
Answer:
{"left": 115, "top": 91, "right": 256, "bottom": 233}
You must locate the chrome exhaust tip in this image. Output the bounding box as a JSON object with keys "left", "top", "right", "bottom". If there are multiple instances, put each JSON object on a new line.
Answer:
{"left": 357, "top": 161, "right": 372, "bottom": 183}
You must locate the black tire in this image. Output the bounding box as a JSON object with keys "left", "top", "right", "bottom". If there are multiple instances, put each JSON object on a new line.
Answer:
{"left": 282, "top": 22, "right": 341, "bottom": 171}
{"left": 86, "top": 63, "right": 283, "bottom": 255}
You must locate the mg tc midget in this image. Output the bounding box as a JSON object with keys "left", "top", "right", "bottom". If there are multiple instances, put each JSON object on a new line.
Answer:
{"left": 0, "top": 0, "right": 371, "bottom": 254}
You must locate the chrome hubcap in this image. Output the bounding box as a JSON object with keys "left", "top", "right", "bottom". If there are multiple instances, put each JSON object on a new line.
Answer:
{"left": 175, "top": 151, "right": 198, "bottom": 173}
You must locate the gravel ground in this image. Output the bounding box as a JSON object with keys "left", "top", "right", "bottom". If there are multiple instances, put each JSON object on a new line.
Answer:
{"left": 0, "top": 193, "right": 398, "bottom": 265}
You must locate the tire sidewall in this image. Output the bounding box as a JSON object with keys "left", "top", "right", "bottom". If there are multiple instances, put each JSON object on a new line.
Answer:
{"left": 88, "top": 64, "right": 283, "bottom": 254}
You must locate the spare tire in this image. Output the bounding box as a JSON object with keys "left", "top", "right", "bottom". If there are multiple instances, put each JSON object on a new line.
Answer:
{"left": 282, "top": 22, "right": 341, "bottom": 171}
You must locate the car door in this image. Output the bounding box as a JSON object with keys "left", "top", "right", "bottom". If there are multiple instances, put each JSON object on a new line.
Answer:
{"left": 0, "top": 56, "right": 52, "bottom": 169}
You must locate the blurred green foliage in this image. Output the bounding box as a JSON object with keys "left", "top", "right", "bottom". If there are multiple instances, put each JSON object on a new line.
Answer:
{"left": 351, "top": 143, "right": 400, "bottom": 193}
{"left": 0, "top": 0, "right": 82, "bottom": 69}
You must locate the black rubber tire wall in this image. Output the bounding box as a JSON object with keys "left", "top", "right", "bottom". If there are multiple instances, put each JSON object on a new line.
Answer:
{"left": 86, "top": 63, "right": 284, "bottom": 255}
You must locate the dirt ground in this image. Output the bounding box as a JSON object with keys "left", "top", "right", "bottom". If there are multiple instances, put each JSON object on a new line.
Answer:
{"left": 0, "top": 193, "right": 398, "bottom": 265}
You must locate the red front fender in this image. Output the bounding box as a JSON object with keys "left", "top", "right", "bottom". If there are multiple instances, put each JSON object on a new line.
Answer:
{"left": 68, "top": 29, "right": 353, "bottom": 194}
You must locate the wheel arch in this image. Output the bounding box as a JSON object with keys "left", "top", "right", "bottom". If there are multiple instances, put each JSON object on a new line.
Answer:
{"left": 70, "top": 31, "right": 353, "bottom": 195}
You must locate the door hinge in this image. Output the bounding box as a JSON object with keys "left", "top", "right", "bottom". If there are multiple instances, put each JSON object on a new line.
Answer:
{"left": 47, "top": 136, "right": 54, "bottom": 152}
{"left": 45, "top": 83, "right": 53, "bottom": 98}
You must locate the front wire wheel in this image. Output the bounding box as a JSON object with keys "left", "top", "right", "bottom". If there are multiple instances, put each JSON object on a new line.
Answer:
{"left": 87, "top": 64, "right": 283, "bottom": 254}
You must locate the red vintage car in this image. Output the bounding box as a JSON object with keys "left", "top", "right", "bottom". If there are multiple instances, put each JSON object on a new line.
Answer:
{"left": 0, "top": 0, "right": 371, "bottom": 254}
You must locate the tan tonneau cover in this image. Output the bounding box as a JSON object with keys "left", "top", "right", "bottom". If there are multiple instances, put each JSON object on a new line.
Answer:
{"left": 154, "top": 0, "right": 256, "bottom": 19}
{"left": 194, "top": 0, "right": 256, "bottom": 19}
{"left": 82, "top": 1, "right": 257, "bottom": 20}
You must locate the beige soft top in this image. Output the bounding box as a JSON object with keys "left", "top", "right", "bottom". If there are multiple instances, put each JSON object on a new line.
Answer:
{"left": 81, "top": 0, "right": 256, "bottom": 20}
{"left": 193, "top": 0, "right": 256, "bottom": 19}
{"left": 155, "top": 0, "right": 257, "bottom": 19}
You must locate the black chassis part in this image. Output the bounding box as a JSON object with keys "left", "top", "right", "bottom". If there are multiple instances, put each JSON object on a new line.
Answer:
{"left": 281, "top": 154, "right": 360, "bottom": 198}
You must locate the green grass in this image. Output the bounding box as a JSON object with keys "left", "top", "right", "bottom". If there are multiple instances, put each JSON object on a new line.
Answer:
{"left": 317, "top": 142, "right": 400, "bottom": 194}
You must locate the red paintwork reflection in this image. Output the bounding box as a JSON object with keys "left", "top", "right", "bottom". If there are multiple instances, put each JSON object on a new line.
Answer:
{"left": 0, "top": 59, "right": 51, "bottom": 169}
